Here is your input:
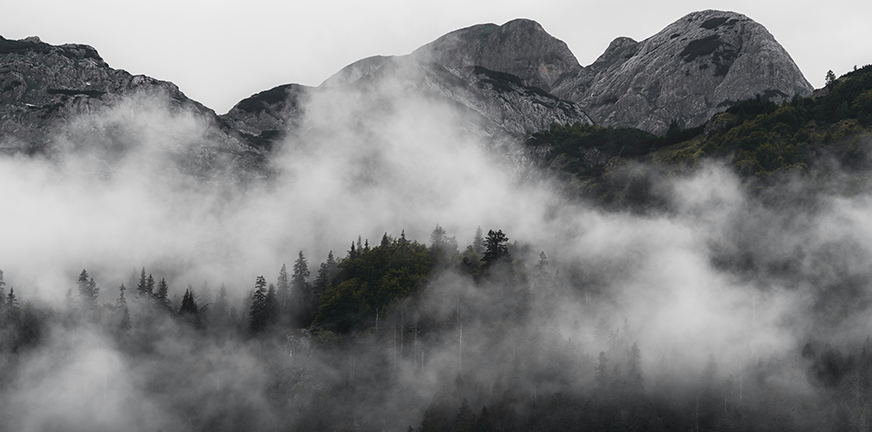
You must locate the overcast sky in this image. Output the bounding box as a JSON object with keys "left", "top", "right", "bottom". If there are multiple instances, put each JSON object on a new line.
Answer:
{"left": 2, "top": 0, "right": 870, "bottom": 114}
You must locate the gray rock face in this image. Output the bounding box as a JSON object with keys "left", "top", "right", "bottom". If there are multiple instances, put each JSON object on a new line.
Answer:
{"left": 0, "top": 35, "right": 266, "bottom": 180}
{"left": 231, "top": 49, "right": 593, "bottom": 149}
{"left": 221, "top": 83, "right": 312, "bottom": 146}
{"left": 411, "top": 19, "right": 581, "bottom": 93}
{"left": 552, "top": 10, "right": 813, "bottom": 134}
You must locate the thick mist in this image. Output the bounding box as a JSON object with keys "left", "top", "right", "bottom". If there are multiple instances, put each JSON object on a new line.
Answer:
{"left": 2, "top": 64, "right": 872, "bottom": 430}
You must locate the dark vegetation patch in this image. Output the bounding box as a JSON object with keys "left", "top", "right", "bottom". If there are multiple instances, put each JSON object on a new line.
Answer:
{"left": 762, "top": 89, "right": 789, "bottom": 100}
{"left": 669, "top": 33, "right": 681, "bottom": 39}
{"left": 0, "top": 36, "right": 51, "bottom": 55}
{"left": 680, "top": 35, "right": 721, "bottom": 62}
{"left": 473, "top": 66, "right": 555, "bottom": 99}
{"left": 234, "top": 85, "right": 294, "bottom": 113}
{"left": 46, "top": 88, "right": 105, "bottom": 98}
{"left": 700, "top": 17, "right": 729, "bottom": 30}
{"left": 526, "top": 66, "right": 872, "bottom": 203}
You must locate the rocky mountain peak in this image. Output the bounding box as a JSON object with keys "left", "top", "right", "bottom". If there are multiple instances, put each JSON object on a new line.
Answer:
{"left": 410, "top": 18, "right": 581, "bottom": 92}
{"left": 551, "top": 10, "right": 813, "bottom": 134}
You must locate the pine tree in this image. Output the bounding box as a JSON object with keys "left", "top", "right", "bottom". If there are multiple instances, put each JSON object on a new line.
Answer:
{"left": 313, "top": 251, "right": 338, "bottom": 306}
{"left": 5, "top": 287, "right": 20, "bottom": 321}
{"left": 481, "top": 230, "right": 510, "bottom": 266}
{"left": 136, "top": 268, "right": 148, "bottom": 297}
{"left": 154, "top": 278, "right": 171, "bottom": 311}
{"left": 473, "top": 226, "right": 484, "bottom": 254}
{"left": 277, "top": 263, "right": 290, "bottom": 311}
{"left": 291, "top": 251, "right": 312, "bottom": 327}
{"left": 179, "top": 288, "right": 201, "bottom": 328}
{"left": 146, "top": 274, "right": 155, "bottom": 297}
{"left": 265, "top": 283, "right": 279, "bottom": 327}
{"left": 0, "top": 269, "right": 5, "bottom": 316}
{"left": 249, "top": 276, "right": 268, "bottom": 333}
{"left": 77, "top": 269, "right": 99, "bottom": 310}
{"left": 116, "top": 283, "right": 130, "bottom": 329}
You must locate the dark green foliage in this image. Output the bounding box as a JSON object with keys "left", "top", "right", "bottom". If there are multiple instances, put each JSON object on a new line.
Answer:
{"left": 528, "top": 65, "right": 872, "bottom": 202}
{"left": 481, "top": 230, "right": 510, "bottom": 266}
{"left": 0, "top": 36, "right": 51, "bottom": 55}
{"left": 312, "top": 250, "right": 338, "bottom": 307}
{"left": 316, "top": 234, "right": 432, "bottom": 332}
{"left": 233, "top": 84, "right": 296, "bottom": 113}
{"left": 290, "top": 251, "right": 312, "bottom": 327}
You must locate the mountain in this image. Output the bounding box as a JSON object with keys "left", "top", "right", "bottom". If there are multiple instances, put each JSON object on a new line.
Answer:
{"left": 551, "top": 10, "right": 813, "bottom": 134}
{"left": 0, "top": 10, "right": 821, "bottom": 178}
{"left": 227, "top": 10, "right": 811, "bottom": 143}
{"left": 0, "top": 35, "right": 268, "bottom": 180}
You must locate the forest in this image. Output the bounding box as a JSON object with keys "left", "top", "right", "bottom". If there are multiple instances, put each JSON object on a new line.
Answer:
{"left": 2, "top": 67, "right": 872, "bottom": 431}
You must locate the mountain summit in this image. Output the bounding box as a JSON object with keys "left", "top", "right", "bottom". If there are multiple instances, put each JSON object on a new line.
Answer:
{"left": 410, "top": 18, "right": 580, "bottom": 93}
{"left": 552, "top": 10, "right": 813, "bottom": 133}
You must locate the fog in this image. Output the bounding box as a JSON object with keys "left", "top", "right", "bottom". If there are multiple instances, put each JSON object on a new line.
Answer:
{"left": 1, "top": 64, "right": 872, "bottom": 430}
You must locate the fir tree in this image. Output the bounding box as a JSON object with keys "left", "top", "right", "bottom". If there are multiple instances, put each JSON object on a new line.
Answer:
{"left": 136, "top": 268, "right": 148, "bottom": 297}
{"left": 265, "top": 283, "right": 279, "bottom": 327}
{"left": 249, "top": 276, "right": 268, "bottom": 333}
{"left": 481, "top": 230, "right": 510, "bottom": 266}
{"left": 179, "top": 288, "right": 201, "bottom": 328}
{"left": 5, "top": 287, "right": 19, "bottom": 321}
{"left": 146, "top": 274, "right": 155, "bottom": 297}
{"left": 291, "top": 251, "right": 312, "bottom": 326}
{"left": 154, "top": 278, "right": 171, "bottom": 311}
{"left": 116, "top": 283, "right": 130, "bottom": 329}
{"left": 473, "top": 226, "right": 484, "bottom": 254}
{"left": 313, "top": 251, "right": 338, "bottom": 305}
{"left": 0, "top": 269, "right": 5, "bottom": 316}
{"left": 77, "top": 269, "right": 99, "bottom": 310}
{"left": 277, "top": 263, "right": 290, "bottom": 310}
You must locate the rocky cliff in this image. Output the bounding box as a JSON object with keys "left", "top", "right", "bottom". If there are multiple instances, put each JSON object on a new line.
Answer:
{"left": 0, "top": 35, "right": 267, "bottom": 180}
{"left": 551, "top": 10, "right": 813, "bottom": 134}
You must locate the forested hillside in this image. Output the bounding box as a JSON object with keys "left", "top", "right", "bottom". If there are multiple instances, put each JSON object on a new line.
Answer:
{"left": 527, "top": 65, "right": 872, "bottom": 209}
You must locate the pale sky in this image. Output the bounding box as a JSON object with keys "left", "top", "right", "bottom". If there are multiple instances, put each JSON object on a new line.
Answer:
{"left": 2, "top": 0, "right": 870, "bottom": 114}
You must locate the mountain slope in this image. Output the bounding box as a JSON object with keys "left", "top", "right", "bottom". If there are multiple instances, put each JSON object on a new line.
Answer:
{"left": 0, "top": 35, "right": 268, "bottom": 180}
{"left": 552, "top": 10, "right": 813, "bottom": 134}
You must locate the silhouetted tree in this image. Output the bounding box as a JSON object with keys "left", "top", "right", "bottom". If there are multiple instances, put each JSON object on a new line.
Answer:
{"left": 277, "top": 263, "right": 290, "bottom": 311}
{"left": 292, "top": 251, "right": 312, "bottom": 326}
{"left": 136, "top": 268, "right": 148, "bottom": 297}
{"left": 249, "top": 276, "right": 268, "bottom": 333}
{"left": 154, "top": 277, "right": 171, "bottom": 311}
{"left": 77, "top": 269, "right": 99, "bottom": 310}
{"left": 481, "top": 230, "right": 510, "bottom": 266}
{"left": 179, "top": 288, "right": 201, "bottom": 328}
{"left": 116, "top": 283, "right": 130, "bottom": 329}
{"left": 313, "top": 251, "right": 338, "bottom": 308}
